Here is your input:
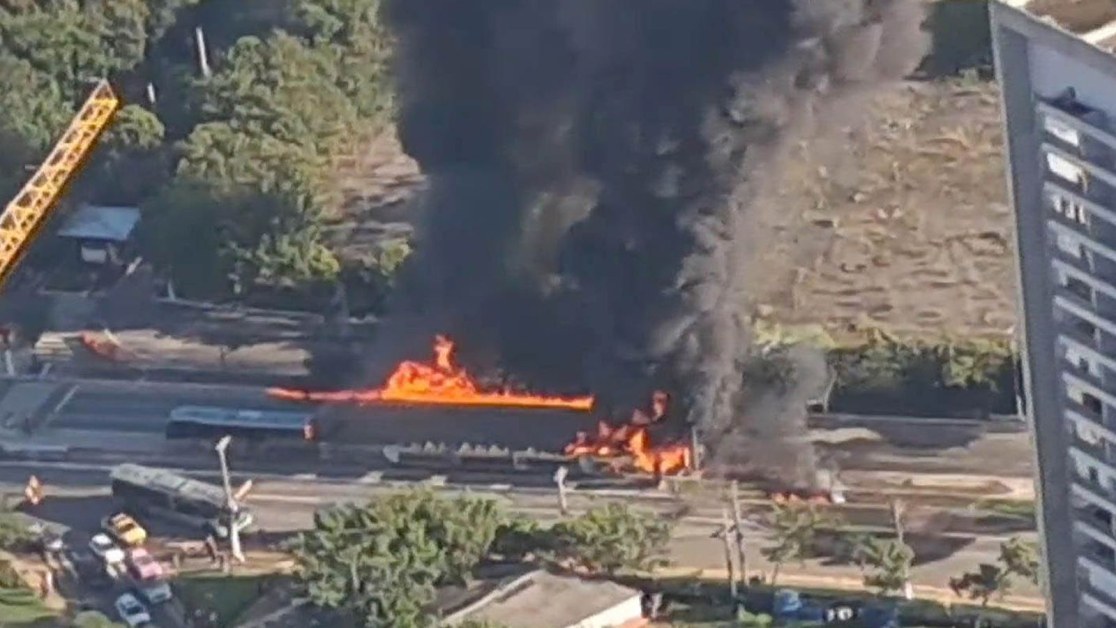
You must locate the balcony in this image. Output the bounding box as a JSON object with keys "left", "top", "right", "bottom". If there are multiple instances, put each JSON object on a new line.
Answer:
{"left": 1066, "top": 398, "right": 1116, "bottom": 437}
{"left": 1057, "top": 293, "right": 1116, "bottom": 350}
{"left": 1046, "top": 179, "right": 1116, "bottom": 230}
{"left": 1063, "top": 370, "right": 1116, "bottom": 417}
{"left": 1082, "top": 576, "right": 1116, "bottom": 622}
{"left": 1039, "top": 96, "right": 1116, "bottom": 159}
{"left": 1051, "top": 216, "right": 1116, "bottom": 270}
{"left": 1059, "top": 329, "right": 1116, "bottom": 382}
{"left": 1044, "top": 141, "right": 1116, "bottom": 195}
{"left": 1076, "top": 506, "right": 1116, "bottom": 550}
{"left": 1074, "top": 469, "right": 1116, "bottom": 515}
{"left": 1081, "top": 550, "right": 1116, "bottom": 593}
{"left": 1044, "top": 180, "right": 1116, "bottom": 234}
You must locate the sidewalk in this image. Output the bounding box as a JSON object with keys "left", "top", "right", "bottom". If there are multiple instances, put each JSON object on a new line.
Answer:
{"left": 654, "top": 566, "right": 1045, "bottom": 613}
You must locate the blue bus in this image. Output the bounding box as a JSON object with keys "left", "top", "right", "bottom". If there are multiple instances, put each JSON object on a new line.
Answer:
{"left": 165, "top": 406, "right": 317, "bottom": 441}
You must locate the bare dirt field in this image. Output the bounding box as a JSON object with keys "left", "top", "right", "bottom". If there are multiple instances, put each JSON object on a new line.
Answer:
{"left": 334, "top": 78, "right": 1018, "bottom": 346}
{"left": 754, "top": 78, "right": 1016, "bottom": 344}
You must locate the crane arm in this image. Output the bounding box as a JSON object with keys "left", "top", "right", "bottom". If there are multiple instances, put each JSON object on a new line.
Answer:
{"left": 0, "top": 80, "right": 120, "bottom": 288}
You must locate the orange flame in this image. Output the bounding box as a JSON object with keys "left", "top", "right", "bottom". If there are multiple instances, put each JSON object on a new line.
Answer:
{"left": 268, "top": 335, "right": 594, "bottom": 411}
{"left": 770, "top": 491, "right": 834, "bottom": 505}
{"left": 563, "top": 392, "right": 692, "bottom": 476}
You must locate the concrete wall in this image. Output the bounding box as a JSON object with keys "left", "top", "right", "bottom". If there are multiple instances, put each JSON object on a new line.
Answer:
{"left": 570, "top": 595, "right": 644, "bottom": 628}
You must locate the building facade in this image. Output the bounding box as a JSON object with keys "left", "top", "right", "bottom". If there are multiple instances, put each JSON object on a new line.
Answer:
{"left": 992, "top": 2, "right": 1116, "bottom": 625}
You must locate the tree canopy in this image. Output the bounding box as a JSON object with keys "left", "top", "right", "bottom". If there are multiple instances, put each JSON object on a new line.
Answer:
{"left": 289, "top": 490, "right": 673, "bottom": 628}
{"left": 0, "top": 0, "right": 397, "bottom": 300}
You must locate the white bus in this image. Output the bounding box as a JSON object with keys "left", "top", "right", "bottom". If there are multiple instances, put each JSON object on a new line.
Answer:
{"left": 108, "top": 463, "right": 252, "bottom": 539}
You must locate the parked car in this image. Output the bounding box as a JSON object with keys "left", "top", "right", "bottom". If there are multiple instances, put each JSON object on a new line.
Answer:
{"left": 68, "top": 549, "right": 113, "bottom": 590}
{"left": 114, "top": 592, "right": 152, "bottom": 627}
{"left": 135, "top": 579, "right": 173, "bottom": 605}
{"left": 125, "top": 547, "right": 164, "bottom": 581}
{"left": 104, "top": 513, "right": 147, "bottom": 547}
{"left": 89, "top": 533, "right": 126, "bottom": 565}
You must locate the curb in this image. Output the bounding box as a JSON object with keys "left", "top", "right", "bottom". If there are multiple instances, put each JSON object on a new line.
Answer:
{"left": 0, "top": 374, "right": 274, "bottom": 395}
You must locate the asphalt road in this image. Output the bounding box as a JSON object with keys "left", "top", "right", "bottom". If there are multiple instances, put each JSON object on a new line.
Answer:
{"left": 0, "top": 377, "right": 1038, "bottom": 477}
{"left": 40, "top": 380, "right": 602, "bottom": 451}
{"left": 0, "top": 465, "right": 1041, "bottom": 605}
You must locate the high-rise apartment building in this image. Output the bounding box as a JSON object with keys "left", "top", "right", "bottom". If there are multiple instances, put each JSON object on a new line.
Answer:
{"left": 992, "top": 1, "right": 1116, "bottom": 625}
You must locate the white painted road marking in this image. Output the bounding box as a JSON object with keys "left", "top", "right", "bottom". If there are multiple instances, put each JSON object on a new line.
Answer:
{"left": 43, "top": 384, "right": 80, "bottom": 428}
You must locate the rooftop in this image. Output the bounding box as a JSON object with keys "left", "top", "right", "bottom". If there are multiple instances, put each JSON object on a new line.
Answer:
{"left": 57, "top": 205, "right": 140, "bottom": 242}
{"left": 442, "top": 569, "right": 643, "bottom": 628}
{"left": 1009, "top": 0, "right": 1116, "bottom": 49}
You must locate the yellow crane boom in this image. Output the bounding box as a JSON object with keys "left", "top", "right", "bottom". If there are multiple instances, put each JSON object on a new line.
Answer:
{"left": 0, "top": 80, "right": 119, "bottom": 288}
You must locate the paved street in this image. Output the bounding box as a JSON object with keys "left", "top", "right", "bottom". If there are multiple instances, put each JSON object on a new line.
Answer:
{"left": 0, "top": 377, "right": 1039, "bottom": 478}
{"left": 20, "top": 379, "right": 600, "bottom": 451}
{"left": 0, "top": 467, "right": 1041, "bottom": 610}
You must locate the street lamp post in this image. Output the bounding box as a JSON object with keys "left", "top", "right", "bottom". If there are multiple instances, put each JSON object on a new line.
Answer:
{"left": 214, "top": 435, "right": 245, "bottom": 563}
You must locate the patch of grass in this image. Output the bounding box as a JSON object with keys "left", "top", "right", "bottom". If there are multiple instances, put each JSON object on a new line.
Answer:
{"left": 976, "top": 499, "right": 1036, "bottom": 521}
{"left": 174, "top": 574, "right": 277, "bottom": 628}
{"left": 0, "top": 586, "right": 56, "bottom": 626}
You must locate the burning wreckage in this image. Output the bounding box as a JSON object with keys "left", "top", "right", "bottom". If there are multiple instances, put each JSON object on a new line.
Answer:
{"left": 270, "top": 336, "right": 836, "bottom": 503}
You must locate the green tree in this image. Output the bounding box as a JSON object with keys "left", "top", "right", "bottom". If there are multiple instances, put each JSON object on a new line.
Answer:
{"left": 82, "top": 103, "right": 168, "bottom": 205}
{"left": 289, "top": 0, "right": 395, "bottom": 120}
{"left": 0, "top": 54, "right": 70, "bottom": 198}
{"left": 0, "top": 1, "right": 149, "bottom": 97}
{"left": 549, "top": 503, "right": 672, "bottom": 575}
{"left": 490, "top": 516, "right": 549, "bottom": 562}
{"left": 853, "top": 537, "right": 915, "bottom": 596}
{"left": 71, "top": 610, "right": 127, "bottom": 628}
{"left": 950, "top": 536, "right": 1041, "bottom": 613}
{"left": 950, "top": 563, "right": 1006, "bottom": 609}
{"left": 998, "top": 536, "right": 1040, "bottom": 586}
{"left": 0, "top": 514, "right": 36, "bottom": 552}
{"left": 138, "top": 178, "right": 225, "bottom": 297}
{"left": 288, "top": 490, "right": 504, "bottom": 628}
{"left": 193, "top": 32, "right": 358, "bottom": 151}
{"left": 760, "top": 504, "right": 831, "bottom": 586}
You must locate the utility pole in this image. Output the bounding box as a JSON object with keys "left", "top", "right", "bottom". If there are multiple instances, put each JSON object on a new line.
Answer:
{"left": 689, "top": 424, "right": 702, "bottom": 472}
{"left": 718, "top": 506, "right": 737, "bottom": 601}
{"left": 215, "top": 436, "right": 245, "bottom": 563}
{"left": 195, "top": 26, "right": 212, "bottom": 78}
{"left": 553, "top": 466, "right": 569, "bottom": 516}
{"left": 890, "top": 498, "right": 912, "bottom": 600}
{"left": 730, "top": 481, "right": 748, "bottom": 589}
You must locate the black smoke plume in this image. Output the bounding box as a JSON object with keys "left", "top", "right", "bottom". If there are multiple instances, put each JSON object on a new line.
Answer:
{"left": 376, "top": 0, "right": 928, "bottom": 484}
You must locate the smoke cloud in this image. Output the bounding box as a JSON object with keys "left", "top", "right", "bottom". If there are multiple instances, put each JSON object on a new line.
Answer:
{"left": 376, "top": 0, "right": 928, "bottom": 484}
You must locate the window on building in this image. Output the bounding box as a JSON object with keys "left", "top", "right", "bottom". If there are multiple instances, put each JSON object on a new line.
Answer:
{"left": 1051, "top": 191, "right": 1090, "bottom": 224}
{"left": 1045, "top": 114, "right": 1082, "bottom": 148}
{"left": 1057, "top": 231, "right": 1090, "bottom": 262}
{"left": 1066, "top": 275, "right": 1095, "bottom": 302}
{"left": 1048, "top": 152, "right": 1087, "bottom": 187}
{"left": 1083, "top": 391, "right": 1105, "bottom": 416}
{"left": 1068, "top": 347, "right": 1094, "bottom": 376}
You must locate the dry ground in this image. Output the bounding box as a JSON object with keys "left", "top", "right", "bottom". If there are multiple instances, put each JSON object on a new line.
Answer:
{"left": 333, "top": 78, "right": 1017, "bottom": 345}
{"left": 756, "top": 78, "right": 1015, "bottom": 343}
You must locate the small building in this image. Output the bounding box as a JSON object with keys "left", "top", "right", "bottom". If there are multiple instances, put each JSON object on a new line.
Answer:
{"left": 56, "top": 204, "right": 141, "bottom": 265}
{"left": 441, "top": 570, "right": 647, "bottom": 628}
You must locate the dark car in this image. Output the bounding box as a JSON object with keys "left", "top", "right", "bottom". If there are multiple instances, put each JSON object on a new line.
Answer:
{"left": 69, "top": 549, "right": 113, "bottom": 590}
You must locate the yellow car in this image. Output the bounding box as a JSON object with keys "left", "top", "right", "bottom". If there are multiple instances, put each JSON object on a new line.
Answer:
{"left": 105, "top": 513, "right": 147, "bottom": 547}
